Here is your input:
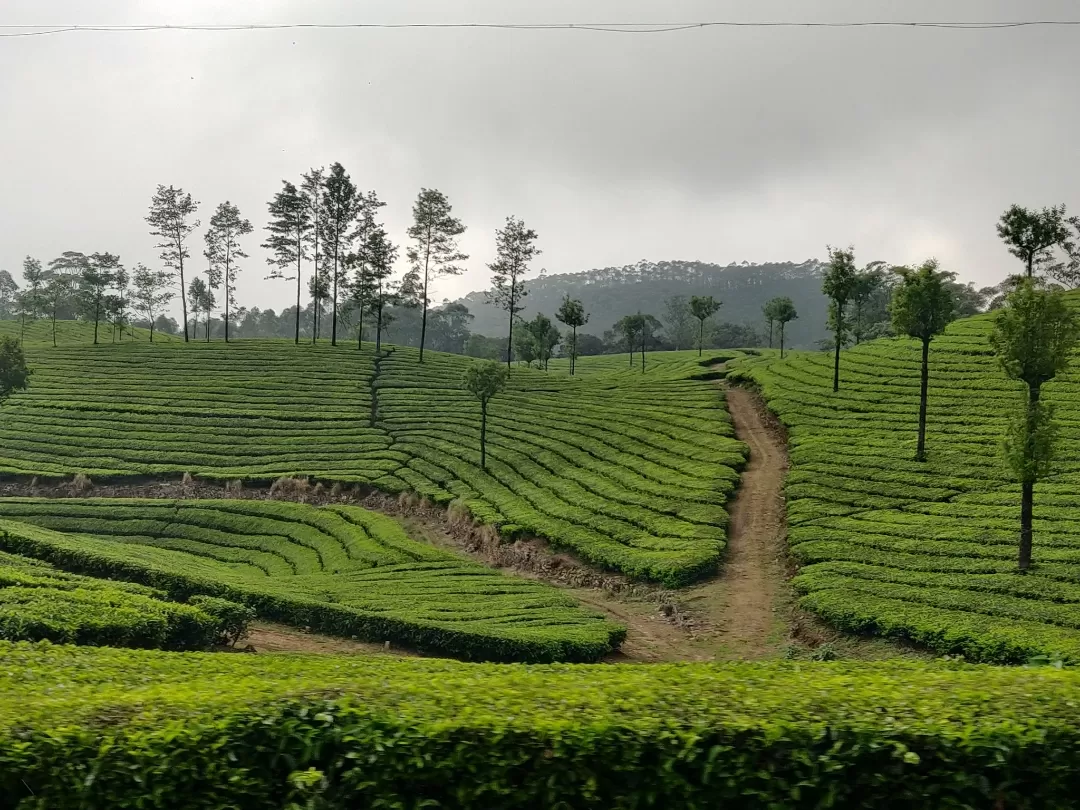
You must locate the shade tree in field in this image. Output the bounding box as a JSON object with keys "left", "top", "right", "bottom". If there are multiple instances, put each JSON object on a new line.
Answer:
{"left": 403, "top": 189, "right": 468, "bottom": 363}
{"left": 187, "top": 277, "right": 215, "bottom": 342}
{"left": 555, "top": 295, "right": 588, "bottom": 375}
{"left": 996, "top": 204, "right": 1072, "bottom": 281}
{"left": 524, "top": 312, "right": 560, "bottom": 370}
{"left": 513, "top": 326, "right": 539, "bottom": 368}
{"left": 462, "top": 360, "right": 509, "bottom": 470}
{"left": 662, "top": 296, "right": 695, "bottom": 351}
{"left": 354, "top": 226, "right": 399, "bottom": 354}
{"left": 203, "top": 201, "right": 253, "bottom": 343}
{"left": 487, "top": 216, "right": 540, "bottom": 369}
{"left": 41, "top": 270, "right": 72, "bottom": 347}
{"left": 146, "top": 185, "right": 199, "bottom": 342}
{"left": 132, "top": 264, "right": 175, "bottom": 342}
{"left": 637, "top": 312, "right": 662, "bottom": 372}
{"left": 106, "top": 262, "right": 131, "bottom": 342}
{"left": 75, "top": 252, "right": 120, "bottom": 345}
{"left": 613, "top": 314, "right": 641, "bottom": 366}
{"left": 689, "top": 295, "right": 721, "bottom": 357}
{"left": 889, "top": 260, "right": 956, "bottom": 462}
{"left": 0, "top": 336, "right": 31, "bottom": 406}
{"left": 300, "top": 167, "right": 326, "bottom": 343}
{"left": 0, "top": 269, "right": 19, "bottom": 321}
{"left": 765, "top": 297, "right": 798, "bottom": 358}
{"left": 263, "top": 180, "right": 312, "bottom": 345}
{"left": 992, "top": 278, "right": 1079, "bottom": 571}
{"left": 822, "top": 246, "right": 859, "bottom": 392}
{"left": 16, "top": 258, "right": 44, "bottom": 340}
{"left": 319, "top": 162, "right": 362, "bottom": 346}
{"left": 850, "top": 262, "right": 891, "bottom": 345}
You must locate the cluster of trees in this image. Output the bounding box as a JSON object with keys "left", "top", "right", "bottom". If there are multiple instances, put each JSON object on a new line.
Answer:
{"left": 817, "top": 203, "right": 1080, "bottom": 572}
{"left": 147, "top": 172, "right": 475, "bottom": 360}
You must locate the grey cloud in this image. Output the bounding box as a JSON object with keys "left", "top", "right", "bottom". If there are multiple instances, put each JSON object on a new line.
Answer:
{"left": 2, "top": 0, "right": 1079, "bottom": 317}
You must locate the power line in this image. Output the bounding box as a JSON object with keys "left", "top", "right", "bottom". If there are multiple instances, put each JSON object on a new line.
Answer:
{"left": 3, "top": 20, "right": 1080, "bottom": 39}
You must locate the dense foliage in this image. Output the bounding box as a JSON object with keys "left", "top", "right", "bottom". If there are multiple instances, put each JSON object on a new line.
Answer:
{"left": 0, "top": 499, "right": 622, "bottom": 662}
{"left": 0, "top": 338, "right": 744, "bottom": 586}
{"left": 6, "top": 644, "right": 1080, "bottom": 808}
{"left": 731, "top": 293, "right": 1080, "bottom": 662}
{"left": 0, "top": 549, "right": 225, "bottom": 649}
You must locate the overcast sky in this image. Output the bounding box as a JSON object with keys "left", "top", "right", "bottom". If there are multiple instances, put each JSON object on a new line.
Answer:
{"left": 2, "top": 0, "right": 1078, "bottom": 316}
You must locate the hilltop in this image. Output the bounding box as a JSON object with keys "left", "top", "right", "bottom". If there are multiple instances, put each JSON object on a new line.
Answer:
{"left": 454, "top": 259, "right": 830, "bottom": 348}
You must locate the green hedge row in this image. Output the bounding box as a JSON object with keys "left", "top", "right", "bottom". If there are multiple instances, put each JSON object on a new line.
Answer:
{"left": 6, "top": 643, "right": 1080, "bottom": 808}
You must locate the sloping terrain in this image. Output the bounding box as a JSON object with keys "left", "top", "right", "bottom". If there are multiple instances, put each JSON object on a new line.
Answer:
{"left": 0, "top": 498, "right": 622, "bottom": 662}
{"left": 0, "top": 338, "right": 745, "bottom": 585}
{"left": 730, "top": 304, "right": 1080, "bottom": 662}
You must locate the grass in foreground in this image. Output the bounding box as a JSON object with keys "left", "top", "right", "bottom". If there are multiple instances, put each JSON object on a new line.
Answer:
{"left": 0, "top": 498, "right": 622, "bottom": 662}
{"left": 731, "top": 301, "right": 1080, "bottom": 663}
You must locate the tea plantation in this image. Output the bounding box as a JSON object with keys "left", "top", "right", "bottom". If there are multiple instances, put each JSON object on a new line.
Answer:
{"left": 0, "top": 498, "right": 622, "bottom": 661}
{"left": 730, "top": 304, "right": 1080, "bottom": 663}
{"left": 0, "top": 549, "right": 230, "bottom": 649}
{"left": 0, "top": 338, "right": 745, "bottom": 585}
{"left": 6, "top": 642, "right": 1080, "bottom": 808}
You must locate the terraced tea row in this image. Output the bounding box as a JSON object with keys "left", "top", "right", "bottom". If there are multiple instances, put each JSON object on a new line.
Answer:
{"left": 0, "top": 548, "right": 233, "bottom": 650}
{"left": 1, "top": 337, "right": 745, "bottom": 584}
{"left": 0, "top": 498, "right": 622, "bottom": 661}
{"left": 731, "top": 303, "right": 1080, "bottom": 662}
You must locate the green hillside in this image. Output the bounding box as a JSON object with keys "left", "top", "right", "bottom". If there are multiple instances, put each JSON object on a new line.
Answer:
{"left": 730, "top": 305, "right": 1080, "bottom": 662}
{"left": 4, "top": 338, "right": 744, "bottom": 585}
{"left": 1, "top": 318, "right": 177, "bottom": 346}
{"left": 0, "top": 498, "right": 621, "bottom": 662}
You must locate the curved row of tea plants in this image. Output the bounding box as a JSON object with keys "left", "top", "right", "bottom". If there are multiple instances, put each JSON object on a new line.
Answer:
{"left": 730, "top": 303, "right": 1080, "bottom": 662}
{"left": 0, "top": 549, "right": 230, "bottom": 650}
{"left": 0, "top": 336, "right": 745, "bottom": 585}
{"left": 0, "top": 498, "right": 623, "bottom": 662}
{"left": 6, "top": 642, "right": 1080, "bottom": 809}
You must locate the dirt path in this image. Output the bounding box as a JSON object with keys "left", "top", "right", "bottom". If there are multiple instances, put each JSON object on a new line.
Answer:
{"left": 698, "top": 385, "right": 789, "bottom": 658}
{"left": 239, "top": 621, "right": 414, "bottom": 656}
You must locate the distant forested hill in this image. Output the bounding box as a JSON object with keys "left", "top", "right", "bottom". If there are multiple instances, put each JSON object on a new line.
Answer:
{"left": 455, "top": 259, "right": 830, "bottom": 348}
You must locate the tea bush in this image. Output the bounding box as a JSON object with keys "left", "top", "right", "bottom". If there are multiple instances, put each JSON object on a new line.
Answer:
{"left": 0, "top": 498, "right": 623, "bottom": 662}
{"left": 730, "top": 301, "right": 1080, "bottom": 662}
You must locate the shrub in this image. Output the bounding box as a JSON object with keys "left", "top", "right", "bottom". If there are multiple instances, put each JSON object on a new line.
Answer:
{"left": 188, "top": 595, "right": 256, "bottom": 646}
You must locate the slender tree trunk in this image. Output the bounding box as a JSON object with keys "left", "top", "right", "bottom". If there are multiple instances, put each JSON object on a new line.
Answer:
{"left": 1020, "top": 478, "right": 1034, "bottom": 570}
{"left": 94, "top": 301, "right": 100, "bottom": 345}
{"left": 51, "top": 310, "right": 56, "bottom": 347}
{"left": 916, "top": 336, "right": 930, "bottom": 462}
{"left": 179, "top": 245, "right": 189, "bottom": 342}
{"left": 698, "top": 320, "right": 704, "bottom": 357}
{"left": 375, "top": 294, "right": 383, "bottom": 354}
{"left": 1019, "top": 384, "right": 1041, "bottom": 571}
{"left": 419, "top": 249, "right": 431, "bottom": 363}
{"left": 225, "top": 258, "right": 230, "bottom": 343}
{"left": 780, "top": 322, "right": 786, "bottom": 359}
{"left": 832, "top": 308, "right": 843, "bottom": 393}
{"left": 331, "top": 247, "right": 339, "bottom": 347}
{"left": 768, "top": 320, "right": 774, "bottom": 349}
{"left": 1026, "top": 254, "right": 1034, "bottom": 278}
{"left": 294, "top": 250, "right": 301, "bottom": 345}
{"left": 480, "top": 399, "right": 488, "bottom": 470}
{"left": 150, "top": 321, "right": 155, "bottom": 343}
{"left": 506, "top": 287, "right": 515, "bottom": 370}
{"left": 571, "top": 325, "right": 577, "bottom": 375}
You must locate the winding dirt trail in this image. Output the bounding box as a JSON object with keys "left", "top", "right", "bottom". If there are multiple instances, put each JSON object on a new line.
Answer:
{"left": 703, "top": 385, "right": 789, "bottom": 658}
